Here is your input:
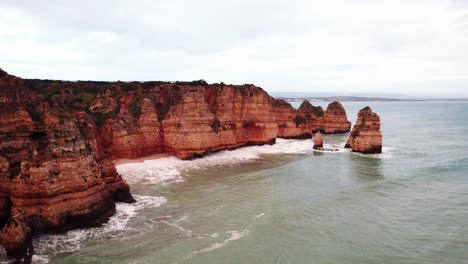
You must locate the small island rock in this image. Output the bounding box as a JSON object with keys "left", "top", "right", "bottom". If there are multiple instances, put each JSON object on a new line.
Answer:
{"left": 345, "top": 106, "right": 382, "bottom": 154}
{"left": 313, "top": 131, "right": 323, "bottom": 149}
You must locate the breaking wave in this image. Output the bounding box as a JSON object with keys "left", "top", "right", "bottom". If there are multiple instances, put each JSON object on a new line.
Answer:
{"left": 31, "top": 195, "right": 166, "bottom": 263}
{"left": 117, "top": 138, "right": 314, "bottom": 185}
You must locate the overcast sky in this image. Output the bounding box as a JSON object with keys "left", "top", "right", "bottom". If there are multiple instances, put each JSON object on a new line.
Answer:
{"left": 1, "top": 0, "right": 468, "bottom": 97}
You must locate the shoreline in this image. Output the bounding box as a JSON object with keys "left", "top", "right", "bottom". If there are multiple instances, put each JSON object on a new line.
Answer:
{"left": 113, "top": 153, "right": 171, "bottom": 165}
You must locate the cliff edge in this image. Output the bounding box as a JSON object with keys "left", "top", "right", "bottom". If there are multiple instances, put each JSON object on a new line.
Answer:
{"left": 0, "top": 68, "right": 353, "bottom": 259}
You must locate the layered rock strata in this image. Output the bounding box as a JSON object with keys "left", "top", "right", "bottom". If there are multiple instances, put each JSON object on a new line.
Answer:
{"left": 321, "top": 101, "right": 351, "bottom": 133}
{"left": 0, "top": 68, "right": 354, "bottom": 259}
{"left": 273, "top": 100, "right": 351, "bottom": 138}
{"left": 345, "top": 106, "right": 383, "bottom": 154}
{"left": 0, "top": 69, "right": 134, "bottom": 259}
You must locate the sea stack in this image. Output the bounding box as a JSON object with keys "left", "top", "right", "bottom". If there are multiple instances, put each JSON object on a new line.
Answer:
{"left": 313, "top": 131, "right": 323, "bottom": 149}
{"left": 345, "top": 106, "right": 382, "bottom": 154}
{"left": 321, "top": 101, "right": 351, "bottom": 134}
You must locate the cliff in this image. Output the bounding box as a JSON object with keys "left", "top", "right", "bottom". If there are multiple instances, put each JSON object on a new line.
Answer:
{"left": 0, "top": 69, "right": 134, "bottom": 259}
{"left": 320, "top": 101, "right": 351, "bottom": 133}
{"left": 0, "top": 68, "right": 352, "bottom": 259}
{"left": 273, "top": 99, "right": 351, "bottom": 138}
{"left": 274, "top": 99, "right": 309, "bottom": 138}
{"left": 345, "top": 106, "right": 382, "bottom": 154}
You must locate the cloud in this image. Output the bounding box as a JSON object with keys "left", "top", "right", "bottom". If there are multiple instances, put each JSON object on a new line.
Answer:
{"left": 0, "top": 0, "right": 467, "bottom": 97}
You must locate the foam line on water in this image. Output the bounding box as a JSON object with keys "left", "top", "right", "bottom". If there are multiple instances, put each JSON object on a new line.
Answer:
{"left": 186, "top": 230, "right": 250, "bottom": 259}
{"left": 117, "top": 138, "right": 313, "bottom": 184}
{"left": 351, "top": 146, "right": 395, "bottom": 159}
{"left": 32, "top": 195, "right": 166, "bottom": 262}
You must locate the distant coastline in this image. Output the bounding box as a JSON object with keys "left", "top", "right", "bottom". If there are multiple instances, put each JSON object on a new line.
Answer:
{"left": 276, "top": 96, "right": 468, "bottom": 102}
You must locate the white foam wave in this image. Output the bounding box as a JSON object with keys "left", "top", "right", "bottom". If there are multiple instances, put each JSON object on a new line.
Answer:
{"left": 255, "top": 212, "right": 265, "bottom": 219}
{"left": 186, "top": 230, "right": 249, "bottom": 259}
{"left": 312, "top": 142, "right": 348, "bottom": 153}
{"left": 351, "top": 146, "right": 395, "bottom": 160}
{"left": 117, "top": 138, "right": 313, "bottom": 184}
{"left": 33, "top": 195, "right": 166, "bottom": 261}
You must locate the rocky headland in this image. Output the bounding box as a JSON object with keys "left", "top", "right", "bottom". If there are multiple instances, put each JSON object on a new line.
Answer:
{"left": 0, "top": 68, "right": 353, "bottom": 260}
{"left": 345, "top": 106, "right": 383, "bottom": 154}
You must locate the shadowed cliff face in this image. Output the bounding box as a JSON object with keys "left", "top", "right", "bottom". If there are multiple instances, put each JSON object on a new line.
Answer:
{"left": 0, "top": 68, "right": 352, "bottom": 259}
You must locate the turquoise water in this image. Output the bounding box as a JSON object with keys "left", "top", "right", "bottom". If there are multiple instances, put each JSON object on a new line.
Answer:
{"left": 2, "top": 101, "right": 468, "bottom": 264}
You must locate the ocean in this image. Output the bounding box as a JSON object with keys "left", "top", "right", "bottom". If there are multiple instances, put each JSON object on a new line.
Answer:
{"left": 2, "top": 101, "right": 468, "bottom": 264}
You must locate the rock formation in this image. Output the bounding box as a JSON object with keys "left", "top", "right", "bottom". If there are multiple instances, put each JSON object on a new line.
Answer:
{"left": 0, "top": 69, "right": 134, "bottom": 260}
{"left": 321, "top": 101, "right": 351, "bottom": 134}
{"left": 345, "top": 106, "right": 382, "bottom": 154}
{"left": 273, "top": 100, "right": 351, "bottom": 138}
{"left": 296, "top": 100, "right": 325, "bottom": 134}
{"left": 273, "top": 100, "right": 308, "bottom": 138}
{"left": 313, "top": 131, "right": 323, "bottom": 149}
{"left": 0, "top": 217, "right": 33, "bottom": 261}
{"left": 0, "top": 67, "right": 355, "bottom": 259}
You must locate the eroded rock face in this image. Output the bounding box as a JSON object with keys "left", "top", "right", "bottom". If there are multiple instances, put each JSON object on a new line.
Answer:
{"left": 163, "top": 89, "right": 226, "bottom": 159}
{"left": 0, "top": 69, "right": 134, "bottom": 259}
{"left": 272, "top": 100, "right": 351, "bottom": 138}
{"left": 345, "top": 106, "right": 382, "bottom": 154}
{"left": 163, "top": 85, "right": 278, "bottom": 159}
{"left": 212, "top": 85, "right": 277, "bottom": 147}
{"left": 0, "top": 68, "right": 355, "bottom": 259}
{"left": 313, "top": 131, "right": 323, "bottom": 149}
{"left": 321, "top": 101, "right": 351, "bottom": 134}
{"left": 274, "top": 100, "right": 309, "bottom": 138}
{"left": 296, "top": 100, "right": 324, "bottom": 134}
{"left": 0, "top": 217, "right": 32, "bottom": 260}
{"left": 110, "top": 97, "right": 162, "bottom": 159}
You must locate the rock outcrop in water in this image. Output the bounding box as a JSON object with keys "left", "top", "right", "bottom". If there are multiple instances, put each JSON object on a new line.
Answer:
{"left": 321, "top": 101, "right": 351, "bottom": 133}
{"left": 0, "top": 68, "right": 352, "bottom": 259}
{"left": 273, "top": 99, "right": 351, "bottom": 138}
{"left": 313, "top": 131, "right": 323, "bottom": 149}
{"left": 345, "top": 106, "right": 382, "bottom": 154}
{"left": 274, "top": 99, "right": 310, "bottom": 138}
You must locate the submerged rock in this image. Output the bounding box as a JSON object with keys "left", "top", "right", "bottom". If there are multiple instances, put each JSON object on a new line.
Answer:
{"left": 345, "top": 106, "right": 382, "bottom": 154}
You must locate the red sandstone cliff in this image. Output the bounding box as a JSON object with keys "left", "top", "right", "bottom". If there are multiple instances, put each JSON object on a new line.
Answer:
{"left": 273, "top": 99, "right": 351, "bottom": 138}
{"left": 0, "top": 69, "right": 134, "bottom": 258}
{"left": 0, "top": 68, "right": 353, "bottom": 259}
{"left": 345, "top": 106, "right": 382, "bottom": 154}
{"left": 274, "top": 99, "right": 308, "bottom": 138}
{"left": 321, "top": 101, "right": 351, "bottom": 133}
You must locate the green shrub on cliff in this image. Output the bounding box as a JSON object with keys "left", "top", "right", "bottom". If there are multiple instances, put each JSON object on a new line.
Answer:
{"left": 128, "top": 96, "right": 143, "bottom": 118}
{"left": 92, "top": 106, "right": 121, "bottom": 127}
{"left": 156, "top": 98, "right": 174, "bottom": 121}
